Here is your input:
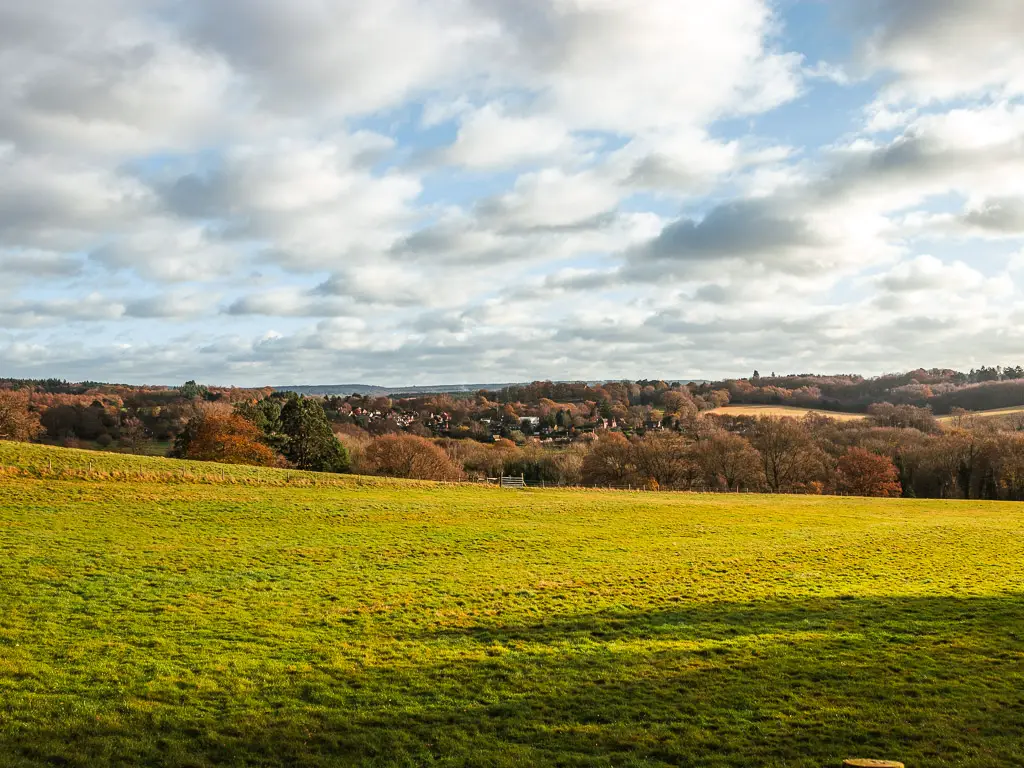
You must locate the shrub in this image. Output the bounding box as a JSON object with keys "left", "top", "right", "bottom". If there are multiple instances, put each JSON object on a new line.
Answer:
{"left": 364, "top": 434, "right": 463, "bottom": 481}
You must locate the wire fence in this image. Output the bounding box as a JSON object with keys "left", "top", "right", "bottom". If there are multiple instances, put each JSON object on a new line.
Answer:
{"left": 483, "top": 477, "right": 851, "bottom": 495}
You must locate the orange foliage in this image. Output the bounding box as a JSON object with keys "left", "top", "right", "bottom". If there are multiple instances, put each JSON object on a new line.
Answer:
{"left": 363, "top": 434, "right": 463, "bottom": 481}
{"left": 0, "top": 390, "right": 43, "bottom": 441}
{"left": 183, "top": 412, "right": 279, "bottom": 466}
{"left": 837, "top": 447, "right": 902, "bottom": 498}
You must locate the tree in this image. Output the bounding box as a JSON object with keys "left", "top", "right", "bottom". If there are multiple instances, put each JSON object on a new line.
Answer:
{"left": 173, "top": 412, "right": 278, "bottom": 466}
{"left": 580, "top": 432, "right": 637, "bottom": 487}
{"left": 0, "top": 390, "right": 42, "bottom": 442}
{"left": 120, "top": 416, "right": 148, "bottom": 454}
{"left": 750, "top": 417, "right": 821, "bottom": 492}
{"left": 632, "top": 433, "right": 697, "bottom": 489}
{"left": 179, "top": 380, "right": 208, "bottom": 401}
{"left": 836, "top": 448, "right": 902, "bottom": 497}
{"left": 280, "top": 396, "right": 349, "bottom": 473}
{"left": 234, "top": 399, "right": 287, "bottom": 451}
{"left": 696, "top": 431, "right": 762, "bottom": 490}
{"left": 364, "top": 434, "right": 463, "bottom": 481}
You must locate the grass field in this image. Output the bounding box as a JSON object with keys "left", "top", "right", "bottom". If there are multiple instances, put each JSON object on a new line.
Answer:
{"left": 707, "top": 404, "right": 866, "bottom": 421}
{"left": 1, "top": 443, "right": 1023, "bottom": 767}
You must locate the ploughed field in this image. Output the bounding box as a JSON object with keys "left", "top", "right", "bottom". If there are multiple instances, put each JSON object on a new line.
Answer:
{"left": 1, "top": 443, "right": 1023, "bottom": 767}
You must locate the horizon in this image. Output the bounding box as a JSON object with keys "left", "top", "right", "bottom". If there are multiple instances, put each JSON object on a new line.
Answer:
{"left": 5, "top": 364, "right": 1013, "bottom": 392}
{"left": 2, "top": 2, "right": 1023, "bottom": 385}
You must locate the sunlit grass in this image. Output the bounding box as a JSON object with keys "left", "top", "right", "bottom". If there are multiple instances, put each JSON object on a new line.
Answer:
{"left": 935, "top": 406, "right": 1024, "bottom": 422}
{"left": 1, "top": 443, "right": 1022, "bottom": 767}
{"left": 706, "top": 405, "right": 867, "bottom": 421}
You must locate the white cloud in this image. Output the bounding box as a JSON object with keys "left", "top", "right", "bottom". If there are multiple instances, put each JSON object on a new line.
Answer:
{"left": 0, "top": 0, "right": 1022, "bottom": 383}
{"left": 90, "top": 226, "right": 242, "bottom": 283}
{"left": 438, "top": 104, "right": 582, "bottom": 169}
{"left": 477, "top": 168, "right": 620, "bottom": 230}
{"left": 854, "top": 0, "right": 1024, "bottom": 104}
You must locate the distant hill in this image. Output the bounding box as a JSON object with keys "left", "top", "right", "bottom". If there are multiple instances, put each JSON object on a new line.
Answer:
{"left": 273, "top": 379, "right": 704, "bottom": 397}
{"left": 272, "top": 383, "right": 517, "bottom": 397}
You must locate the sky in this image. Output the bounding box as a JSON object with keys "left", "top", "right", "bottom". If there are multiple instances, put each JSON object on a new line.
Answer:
{"left": 1, "top": 0, "right": 1023, "bottom": 386}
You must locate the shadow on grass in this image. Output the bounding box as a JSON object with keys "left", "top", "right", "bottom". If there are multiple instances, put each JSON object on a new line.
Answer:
{"left": 2, "top": 595, "right": 1023, "bottom": 768}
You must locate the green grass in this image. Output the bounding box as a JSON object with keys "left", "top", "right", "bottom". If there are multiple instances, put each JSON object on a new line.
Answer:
{"left": 1, "top": 443, "right": 1022, "bottom": 767}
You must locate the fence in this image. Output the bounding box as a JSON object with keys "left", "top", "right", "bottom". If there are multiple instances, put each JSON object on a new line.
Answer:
{"left": 483, "top": 477, "right": 844, "bottom": 494}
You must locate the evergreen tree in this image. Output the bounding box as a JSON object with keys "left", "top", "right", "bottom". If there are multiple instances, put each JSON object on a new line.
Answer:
{"left": 179, "top": 380, "right": 209, "bottom": 401}
{"left": 235, "top": 399, "right": 287, "bottom": 452}
{"left": 280, "top": 396, "right": 349, "bottom": 473}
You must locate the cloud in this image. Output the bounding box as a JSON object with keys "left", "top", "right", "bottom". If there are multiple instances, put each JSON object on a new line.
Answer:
{"left": 641, "top": 200, "right": 822, "bottom": 264}
{"left": 0, "top": 293, "right": 125, "bottom": 327}
{"left": 178, "top": 0, "right": 490, "bottom": 117}
{"left": 474, "top": 0, "right": 803, "bottom": 132}
{"left": 225, "top": 290, "right": 356, "bottom": 318}
{"left": 476, "top": 168, "right": 621, "bottom": 231}
{"left": 435, "top": 104, "right": 582, "bottom": 170}
{"left": 89, "top": 226, "right": 242, "bottom": 282}
{"left": 0, "top": 250, "right": 83, "bottom": 277}
{"left": 876, "top": 255, "right": 988, "bottom": 293}
{"left": 0, "top": 0, "right": 235, "bottom": 158}
{"left": 851, "top": 0, "right": 1024, "bottom": 104}
{"left": 124, "top": 291, "right": 217, "bottom": 319}
{"left": 1, "top": 1, "right": 1022, "bottom": 384}
{"left": 962, "top": 198, "right": 1024, "bottom": 235}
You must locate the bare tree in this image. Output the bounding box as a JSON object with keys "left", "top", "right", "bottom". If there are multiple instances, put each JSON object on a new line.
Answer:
{"left": 120, "top": 416, "right": 148, "bottom": 454}
{"left": 750, "top": 417, "right": 819, "bottom": 492}
{"left": 696, "top": 430, "right": 762, "bottom": 491}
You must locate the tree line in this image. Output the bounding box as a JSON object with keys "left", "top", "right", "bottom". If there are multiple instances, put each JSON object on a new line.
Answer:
{"left": 2, "top": 370, "right": 1023, "bottom": 500}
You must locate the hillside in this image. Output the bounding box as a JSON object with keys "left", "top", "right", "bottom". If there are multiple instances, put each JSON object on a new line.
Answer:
{"left": 1, "top": 444, "right": 1023, "bottom": 767}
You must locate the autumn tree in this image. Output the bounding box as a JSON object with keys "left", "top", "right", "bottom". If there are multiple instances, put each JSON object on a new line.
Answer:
{"left": 119, "top": 416, "right": 148, "bottom": 454}
{"left": 983, "top": 433, "right": 1024, "bottom": 501}
{"left": 836, "top": 447, "right": 902, "bottom": 497}
{"left": 0, "top": 390, "right": 42, "bottom": 442}
{"left": 280, "top": 396, "right": 349, "bottom": 473}
{"left": 543, "top": 443, "right": 587, "bottom": 486}
{"left": 696, "top": 430, "right": 762, "bottom": 491}
{"left": 363, "top": 434, "right": 463, "bottom": 481}
{"left": 173, "top": 411, "right": 278, "bottom": 466}
{"left": 632, "top": 432, "right": 697, "bottom": 489}
{"left": 750, "top": 417, "right": 823, "bottom": 492}
{"left": 580, "top": 432, "right": 638, "bottom": 487}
